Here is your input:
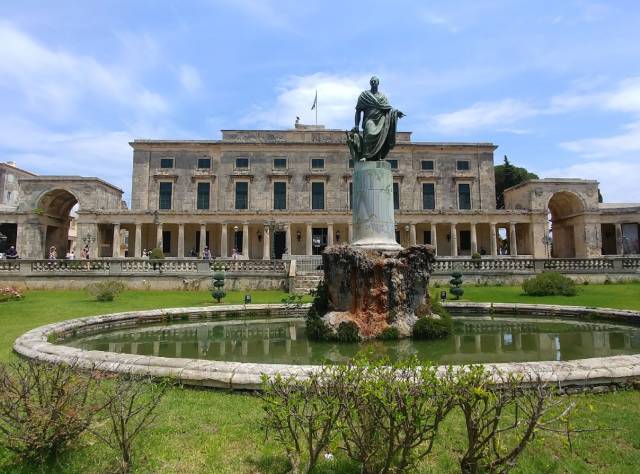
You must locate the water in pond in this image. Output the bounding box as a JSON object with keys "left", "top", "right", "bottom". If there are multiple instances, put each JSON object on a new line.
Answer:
{"left": 60, "top": 315, "right": 640, "bottom": 365}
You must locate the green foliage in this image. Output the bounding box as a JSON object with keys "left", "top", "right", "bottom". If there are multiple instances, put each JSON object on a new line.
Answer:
{"left": 522, "top": 272, "right": 577, "bottom": 296}
{"left": 335, "top": 321, "right": 361, "bottom": 342}
{"left": 0, "top": 287, "right": 23, "bottom": 303}
{"left": 412, "top": 316, "right": 452, "bottom": 340}
{"left": 149, "top": 247, "right": 164, "bottom": 259}
{"left": 377, "top": 326, "right": 400, "bottom": 340}
{"left": 309, "top": 280, "right": 329, "bottom": 315}
{"left": 211, "top": 265, "right": 226, "bottom": 303}
{"left": 450, "top": 271, "right": 464, "bottom": 300}
{"left": 495, "top": 155, "right": 539, "bottom": 209}
{"left": 305, "top": 281, "right": 333, "bottom": 341}
{"left": 471, "top": 252, "right": 481, "bottom": 260}
{"left": 0, "top": 360, "right": 99, "bottom": 462}
{"left": 86, "top": 281, "right": 127, "bottom": 302}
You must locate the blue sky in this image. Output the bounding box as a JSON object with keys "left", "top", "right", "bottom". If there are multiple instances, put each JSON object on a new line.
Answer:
{"left": 1, "top": 0, "right": 640, "bottom": 204}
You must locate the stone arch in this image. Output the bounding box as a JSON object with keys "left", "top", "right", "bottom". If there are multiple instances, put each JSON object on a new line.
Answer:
{"left": 547, "top": 191, "right": 585, "bottom": 258}
{"left": 37, "top": 189, "right": 79, "bottom": 259}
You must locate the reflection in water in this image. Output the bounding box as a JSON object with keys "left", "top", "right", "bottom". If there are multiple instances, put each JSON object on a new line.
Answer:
{"left": 61, "top": 315, "right": 640, "bottom": 365}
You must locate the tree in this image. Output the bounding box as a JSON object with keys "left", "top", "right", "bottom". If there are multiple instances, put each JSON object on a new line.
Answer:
{"left": 495, "top": 156, "right": 539, "bottom": 209}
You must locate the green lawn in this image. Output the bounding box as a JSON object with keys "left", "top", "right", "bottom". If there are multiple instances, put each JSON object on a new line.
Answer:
{"left": 0, "top": 287, "right": 640, "bottom": 473}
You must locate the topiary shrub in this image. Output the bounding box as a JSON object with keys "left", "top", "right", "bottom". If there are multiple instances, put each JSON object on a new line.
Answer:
{"left": 412, "top": 316, "right": 451, "bottom": 340}
{"left": 522, "top": 272, "right": 576, "bottom": 296}
{"left": 211, "top": 265, "right": 226, "bottom": 303}
{"left": 149, "top": 247, "right": 164, "bottom": 260}
{"left": 335, "top": 321, "right": 361, "bottom": 342}
{"left": 86, "top": 281, "right": 126, "bottom": 302}
{"left": 449, "top": 271, "right": 464, "bottom": 300}
{"left": 377, "top": 326, "right": 400, "bottom": 341}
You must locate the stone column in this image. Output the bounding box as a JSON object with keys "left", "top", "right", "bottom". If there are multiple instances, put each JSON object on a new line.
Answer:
{"left": 348, "top": 223, "right": 353, "bottom": 243}
{"left": 134, "top": 223, "right": 142, "bottom": 258}
{"left": 615, "top": 223, "right": 623, "bottom": 255}
{"left": 409, "top": 223, "right": 417, "bottom": 246}
{"left": 199, "top": 224, "right": 207, "bottom": 256}
{"left": 490, "top": 223, "right": 498, "bottom": 256}
{"left": 112, "top": 223, "right": 121, "bottom": 258}
{"left": 305, "top": 223, "right": 313, "bottom": 255}
{"left": 156, "top": 223, "right": 163, "bottom": 250}
{"left": 450, "top": 223, "right": 458, "bottom": 257}
{"left": 177, "top": 224, "right": 185, "bottom": 258}
{"left": 243, "top": 223, "right": 249, "bottom": 258}
{"left": 470, "top": 223, "right": 477, "bottom": 255}
{"left": 327, "top": 223, "right": 334, "bottom": 247}
{"left": 509, "top": 223, "right": 518, "bottom": 256}
{"left": 220, "top": 224, "right": 228, "bottom": 257}
{"left": 285, "top": 224, "right": 292, "bottom": 255}
{"left": 430, "top": 222, "right": 438, "bottom": 255}
{"left": 262, "top": 225, "right": 270, "bottom": 260}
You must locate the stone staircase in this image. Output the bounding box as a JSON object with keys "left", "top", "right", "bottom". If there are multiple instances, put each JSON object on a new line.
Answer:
{"left": 292, "top": 272, "right": 323, "bottom": 294}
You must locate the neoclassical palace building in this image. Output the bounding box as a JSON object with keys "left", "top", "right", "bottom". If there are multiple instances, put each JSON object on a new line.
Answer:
{"left": 1, "top": 124, "right": 639, "bottom": 260}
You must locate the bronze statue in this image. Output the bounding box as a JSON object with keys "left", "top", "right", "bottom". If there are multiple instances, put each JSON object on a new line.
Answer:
{"left": 348, "top": 76, "right": 404, "bottom": 162}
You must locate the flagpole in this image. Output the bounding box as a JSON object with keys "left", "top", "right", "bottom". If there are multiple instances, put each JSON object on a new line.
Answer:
{"left": 315, "top": 90, "right": 318, "bottom": 125}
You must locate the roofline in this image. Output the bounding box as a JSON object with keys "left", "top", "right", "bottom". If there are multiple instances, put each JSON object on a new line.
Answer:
{"left": 129, "top": 139, "right": 497, "bottom": 149}
{"left": 0, "top": 162, "right": 38, "bottom": 177}
{"left": 18, "top": 176, "right": 123, "bottom": 193}
{"left": 504, "top": 178, "right": 599, "bottom": 193}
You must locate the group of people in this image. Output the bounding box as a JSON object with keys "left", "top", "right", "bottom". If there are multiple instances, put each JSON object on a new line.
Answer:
{"left": 46, "top": 245, "right": 91, "bottom": 260}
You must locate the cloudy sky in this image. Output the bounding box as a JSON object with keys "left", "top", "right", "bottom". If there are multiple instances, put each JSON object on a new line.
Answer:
{"left": 1, "top": 0, "right": 640, "bottom": 204}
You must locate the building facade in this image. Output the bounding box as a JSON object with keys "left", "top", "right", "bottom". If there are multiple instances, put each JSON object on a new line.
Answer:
{"left": 1, "top": 124, "right": 639, "bottom": 260}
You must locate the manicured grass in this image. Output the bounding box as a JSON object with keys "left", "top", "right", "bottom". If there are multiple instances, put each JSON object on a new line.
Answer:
{"left": 1, "top": 287, "right": 640, "bottom": 472}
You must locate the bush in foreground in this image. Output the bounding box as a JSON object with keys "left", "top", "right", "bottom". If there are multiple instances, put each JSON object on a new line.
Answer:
{"left": 0, "top": 287, "right": 23, "bottom": 303}
{"left": 412, "top": 316, "right": 451, "bottom": 340}
{"left": 522, "top": 272, "right": 577, "bottom": 296}
{"left": 86, "top": 281, "right": 127, "bottom": 302}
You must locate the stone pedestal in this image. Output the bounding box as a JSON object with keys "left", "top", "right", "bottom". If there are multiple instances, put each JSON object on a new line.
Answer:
{"left": 321, "top": 244, "right": 435, "bottom": 339}
{"left": 351, "top": 161, "right": 402, "bottom": 251}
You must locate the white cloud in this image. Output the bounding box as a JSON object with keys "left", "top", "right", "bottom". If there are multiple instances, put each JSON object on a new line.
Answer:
{"left": 0, "top": 22, "right": 167, "bottom": 117}
{"left": 560, "top": 120, "right": 640, "bottom": 157}
{"left": 431, "top": 99, "right": 538, "bottom": 134}
{"left": 242, "top": 73, "right": 368, "bottom": 129}
{"left": 179, "top": 64, "right": 203, "bottom": 95}
{"left": 550, "top": 76, "right": 640, "bottom": 114}
{"left": 418, "top": 11, "right": 459, "bottom": 33}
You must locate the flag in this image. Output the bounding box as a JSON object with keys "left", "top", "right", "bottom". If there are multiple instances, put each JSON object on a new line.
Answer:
{"left": 311, "top": 90, "right": 317, "bottom": 110}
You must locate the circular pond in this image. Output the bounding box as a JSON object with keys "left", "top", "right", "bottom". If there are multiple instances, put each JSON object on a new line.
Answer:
{"left": 57, "top": 314, "right": 640, "bottom": 365}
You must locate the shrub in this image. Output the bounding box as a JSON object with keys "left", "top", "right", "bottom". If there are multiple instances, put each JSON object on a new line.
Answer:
{"left": 86, "top": 281, "right": 127, "bottom": 302}
{"left": 471, "top": 252, "right": 481, "bottom": 260}
{"left": 91, "top": 375, "right": 169, "bottom": 473}
{"left": 0, "top": 286, "right": 23, "bottom": 303}
{"left": 211, "top": 265, "right": 226, "bottom": 303}
{"left": 412, "top": 316, "right": 451, "bottom": 340}
{"left": 0, "top": 360, "right": 99, "bottom": 462}
{"left": 335, "top": 321, "right": 361, "bottom": 342}
{"left": 148, "top": 247, "right": 164, "bottom": 259}
{"left": 450, "top": 271, "right": 464, "bottom": 299}
{"left": 305, "top": 309, "right": 332, "bottom": 341}
{"left": 377, "top": 326, "right": 400, "bottom": 340}
{"left": 522, "top": 272, "right": 576, "bottom": 296}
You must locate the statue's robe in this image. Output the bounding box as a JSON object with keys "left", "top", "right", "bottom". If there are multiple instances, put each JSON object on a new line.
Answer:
{"left": 356, "top": 90, "right": 400, "bottom": 161}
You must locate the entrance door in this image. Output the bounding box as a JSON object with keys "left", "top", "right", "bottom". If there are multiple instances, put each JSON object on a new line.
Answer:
{"left": 274, "top": 231, "right": 286, "bottom": 259}
{"left": 311, "top": 228, "right": 328, "bottom": 255}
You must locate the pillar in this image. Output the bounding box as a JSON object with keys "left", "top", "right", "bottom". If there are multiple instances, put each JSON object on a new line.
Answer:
{"left": 134, "top": 223, "right": 142, "bottom": 258}
{"left": 220, "top": 224, "right": 228, "bottom": 257}
{"left": 285, "top": 224, "right": 292, "bottom": 255}
{"left": 509, "top": 223, "right": 518, "bottom": 256}
{"left": 490, "top": 223, "right": 497, "bottom": 256}
{"left": 243, "top": 223, "right": 249, "bottom": 258}
{"left": 430, "top": 222, "right": 437, "bottom": 255}
{"left": 615, "top": 223, "right": 623, "bottom": 255}
{"left": 177, "top": 223, "right": 185, "bottom": 258}
{"left": 327, "top": 223, "right": 334, "bottom": 247}
{"left": 112, "top": 223, "right": 120, "bottom": 258}
{"left": 263, "top": 225, "right": 270, "bottom": 260}
{"left": 450, "top": 223, "right": 458, "bottom": 257}
{"left": 470, "top": 223, "right": 477, "bottom": 255}
{"left": 409, "top": 223, "right": 417, "bottom": 246}
{"left": 199, "top": 224, "right": 207, "bottom": 257}
{"left": 156, "top": 223, "right": 163, "bottom": 250}
{"left": 306, "top": 223, "right": 313, "bottom": 255}
{"left": 348, "top": 223, "right": 353, "bottom": 243}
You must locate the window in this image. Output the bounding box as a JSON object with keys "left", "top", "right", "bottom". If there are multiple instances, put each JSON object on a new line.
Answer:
{"left": 311, "top": 182, "right": 325, "bottom": 210}
{"left": 235, "top": 157, "right": 249, "bottom": 169}
{"left": 158, "top": 182, "right": 172, "bottom": 210}
{"left": 235, "top": 181, "right": 248, "bottom": 209}
{"left": 387, "top": 159, "right": 398, "bottom": 169}
{"left": 458, "top": 183, "right": 471, "bottom": 210}
{"left": 311, "top": 158, "right": 325, "bottom": 169}
{"left": 422, "top": 183, "right": 435, "bottom": 210}
{"left": 160, "top": 158, "right": 174, "bottom": 169}
{"left": 393, "top": 182, "right": 400, "bottom": 210}
{"left": 456, "top": 160, "right": 470, "bottom": 171}
{"left": 197, "top": 158, "right": 211, "bottom": 169}
{"left": 421, "top": 160, "right": 434, "bottom": 171}
{"left": 196, "top": 182, "right": 210, "bottom": 210}
{"left": 273, "top": 158, "right": 287, "bottom": 169}
{"left": 349, "top": 182, "right": 353, "bottom": 210}
{"left": 274, "top": 182, "right": 287, "bottom": 210}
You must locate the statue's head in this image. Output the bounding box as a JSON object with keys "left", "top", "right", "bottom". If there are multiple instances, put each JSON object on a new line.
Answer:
{"left": 369, "top": 76, "right": 380, "bottom": 87}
